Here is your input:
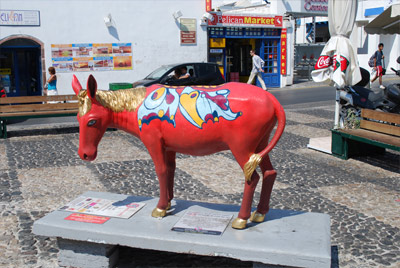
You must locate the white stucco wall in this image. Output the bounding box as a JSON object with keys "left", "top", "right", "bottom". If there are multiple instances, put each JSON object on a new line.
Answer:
{"left": 1, "top": 0, "right": 208, "bottom": 94}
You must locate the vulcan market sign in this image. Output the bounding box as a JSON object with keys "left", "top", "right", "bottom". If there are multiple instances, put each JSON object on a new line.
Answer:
{"left": 208, "top": 13, "right": 283, "bottom": 28}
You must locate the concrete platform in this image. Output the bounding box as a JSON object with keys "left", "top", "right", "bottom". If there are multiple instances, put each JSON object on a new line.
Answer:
{"left": 33, "top": 191, "right": 331, "bottom": 268}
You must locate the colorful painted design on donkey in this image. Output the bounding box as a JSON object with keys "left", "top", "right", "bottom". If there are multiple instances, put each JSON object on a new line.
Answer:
{"left": 137, "top": 86, "right": 242, "bottom": 130}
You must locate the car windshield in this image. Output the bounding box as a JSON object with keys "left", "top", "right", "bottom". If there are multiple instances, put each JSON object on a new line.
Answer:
{"left": 145, "top": 65, "right": 174, "bottom": 80}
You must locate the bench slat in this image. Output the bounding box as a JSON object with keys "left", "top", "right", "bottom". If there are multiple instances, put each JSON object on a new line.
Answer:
{"left": 361, "top": 109, "right": 400, "bottom": 125}
{"left": 0, "top": 103, "right": 78, "bottom": 113}
{"left": 0, "top": 95, "right": 78, "bottom": 104}
{"left": 360, "top": 120, "right": 400, "bottom": 136}
{"left": 339, "top": 128, "right": 400, "bottom": 148}
{"left": 1, "top": 110, "right": 78, "bottom": 118}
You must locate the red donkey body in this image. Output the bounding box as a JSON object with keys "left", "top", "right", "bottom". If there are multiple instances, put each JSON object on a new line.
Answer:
{"left": 72, "top": 75, "right": 285, "bottom": 229}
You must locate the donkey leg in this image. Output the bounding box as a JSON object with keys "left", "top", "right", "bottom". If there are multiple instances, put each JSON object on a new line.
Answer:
{"left": 230, "top": 148, "right": 260, "bottom": 229}
{"left": 250, "top": 155, "right": 276, "bottom": 223}
{"left": 146, "top": 142, "right": 170, "bottom": 218}
{"left": 165, "top": 151, "right": 176, "bottom": 210}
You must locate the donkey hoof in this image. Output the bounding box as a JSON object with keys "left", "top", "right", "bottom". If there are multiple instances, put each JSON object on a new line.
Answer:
{"left": 151, "top": 207, "right": 167, "bottom": 218}
{"left": 231, "top": 217, "right": 247, "bottom": 229}
{"left": 250, "top": 211, "right": 265, "bottom": 223}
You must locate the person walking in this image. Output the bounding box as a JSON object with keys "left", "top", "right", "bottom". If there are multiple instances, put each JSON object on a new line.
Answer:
{"left": 370, "top": 43, "right": 385, "bottom": 89}
{"left": 44, "top": 67, "right": 58, "bottom": 96}
{"left": 247, "top": 50, "right": 267, "bottom": 90}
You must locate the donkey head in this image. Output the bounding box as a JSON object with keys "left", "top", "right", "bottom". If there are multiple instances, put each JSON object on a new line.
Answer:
{"left": 72, "top": 75, "right": 112, "bottom": 161}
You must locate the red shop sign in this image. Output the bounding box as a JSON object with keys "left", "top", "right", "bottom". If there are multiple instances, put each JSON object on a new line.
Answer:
{"left": 208, "top": 13, "right": 283, "bottom": 28}
{"left": 280, "top": 28, "right": 287, "bottom": 75}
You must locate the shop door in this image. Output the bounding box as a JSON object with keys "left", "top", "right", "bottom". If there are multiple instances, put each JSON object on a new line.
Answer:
{"left": 0, "top": 47, "right": 41, "bottom": 97}
{"left": 259, "top": 39, "right": 280, "bottom": 88}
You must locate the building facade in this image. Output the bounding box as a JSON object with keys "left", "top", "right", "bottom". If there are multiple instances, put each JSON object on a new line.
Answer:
{"left": 0, "top": 0, "right": 398, "bottom": 97}
{"left": 0, "top": 0, "right": 297, "bottom": 96}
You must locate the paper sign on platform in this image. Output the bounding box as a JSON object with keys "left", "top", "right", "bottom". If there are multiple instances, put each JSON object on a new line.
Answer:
{"left": 65, "top": 213, "right": 110, "bottom": 224}
{"left": 59, "top": 196, "right": 145, "bottom": 219}
{"left": 172, "top": 211, "right": 233, "bottom": 235}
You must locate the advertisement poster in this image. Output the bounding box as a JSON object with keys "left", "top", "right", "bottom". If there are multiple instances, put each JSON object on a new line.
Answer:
{"left": 172, "top": 211, "right": 233, "bottom": 235}
{"left": 52, "top": 43, "right": 132, "bottom": 72}
{"left": 59, "top": 195, "right": 145, "bottom": 219}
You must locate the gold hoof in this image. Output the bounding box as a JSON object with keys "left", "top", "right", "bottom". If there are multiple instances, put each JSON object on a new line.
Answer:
{"left": 231, "top": 218, "right": 247, "bottom": 229}
{"left": 250, "top": 211, "right": 265, "bottom": 223}
{"left": 166, "top": 202, "right": 171, "bottom": 210}
{"left": 151, "top": 207, "right": 167, "bottom": 218}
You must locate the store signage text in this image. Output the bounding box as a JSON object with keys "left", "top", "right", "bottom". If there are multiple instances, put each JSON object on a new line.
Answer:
{"left": 303, "top": 0, "right": 328, "bottom": 13}
{"left": 280, "top": 29, "right": 287, "bottom": 75}
{"left": 0, "top": 10, "right": 40, "bottom": 26}
{"left": 208, "top": 13, "right": 282, "bottom": 27}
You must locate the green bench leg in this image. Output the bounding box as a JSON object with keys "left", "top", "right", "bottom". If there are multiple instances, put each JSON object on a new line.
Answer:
{"left": 0, "top": 119, "right": 6, "bottom": 139}
{"left": 331, "top": 131, "right": 349, "bottom": 159}
{"left": 331, "top": 131, "right": 385, "bottom": 160}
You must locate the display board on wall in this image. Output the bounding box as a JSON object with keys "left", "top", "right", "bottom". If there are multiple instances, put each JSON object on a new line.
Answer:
{"left": 51, "top": 43, "right": 132, "bottom": 72}
{"left": 180, "top": 19, "right": 197, "bottom": 45}
{"left": 0, "top": 10, "right": 40, "bottom": 26}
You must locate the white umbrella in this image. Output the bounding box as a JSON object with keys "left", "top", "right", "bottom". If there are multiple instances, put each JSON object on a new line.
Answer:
{"left": 311, "top": 0, "right": 362, "bottom": 128}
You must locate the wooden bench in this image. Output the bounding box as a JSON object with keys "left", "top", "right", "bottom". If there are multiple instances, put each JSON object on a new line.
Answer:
{"left": 0, "top": 95, "right": 78, "bottom": 139}
{"left": 331, "top": 109, "right": 400, "bottom": 159}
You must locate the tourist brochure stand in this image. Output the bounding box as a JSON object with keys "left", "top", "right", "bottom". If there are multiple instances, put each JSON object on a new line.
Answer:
{"left": 59, "top": 195, "right": 145, "bottom": 219}
{"left": 172, "top": 211, "right": 233, "bottom": 235}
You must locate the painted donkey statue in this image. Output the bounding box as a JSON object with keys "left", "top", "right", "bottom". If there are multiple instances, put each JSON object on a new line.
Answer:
{"left": 72, "top": 74, "right": 285, "bottom": 229}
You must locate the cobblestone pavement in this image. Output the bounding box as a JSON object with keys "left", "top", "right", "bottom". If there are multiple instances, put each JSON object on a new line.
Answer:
{"left": 0, "top": 100, "right": 399, "bottom": 268}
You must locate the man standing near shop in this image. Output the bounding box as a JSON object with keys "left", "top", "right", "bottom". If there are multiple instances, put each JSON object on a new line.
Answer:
{"left": 370, "top": 43, "right": 385, "bottom": 89}
{"left": 247, "top": 50, "right": 267, "bottom": 90}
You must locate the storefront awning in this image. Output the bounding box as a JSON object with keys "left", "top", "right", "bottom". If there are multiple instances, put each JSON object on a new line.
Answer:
{"left": 364, "top": 3, "right": 400, "bottom": 34}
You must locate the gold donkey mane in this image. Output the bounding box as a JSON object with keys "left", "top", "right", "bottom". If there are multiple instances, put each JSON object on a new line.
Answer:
{"left": 78, "top": 87, "right": 147, "bottom": 116}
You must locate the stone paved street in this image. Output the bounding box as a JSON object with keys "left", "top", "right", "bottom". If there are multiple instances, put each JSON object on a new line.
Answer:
{"left": 0, "top": 100, "right": 399, "bottom": 268}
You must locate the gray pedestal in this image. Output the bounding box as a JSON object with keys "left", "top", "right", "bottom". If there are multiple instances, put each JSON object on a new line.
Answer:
{"left": 33, "top": 191, "right": 331, "bottom": 268}
{"left": 58, "top": 238, "right": 119, "bottom": 268}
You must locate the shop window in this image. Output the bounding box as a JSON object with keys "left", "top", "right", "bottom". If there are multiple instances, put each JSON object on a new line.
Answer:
{"left": 244, "top": 28, "right": 262, "bottom": 37}
{"left": 263, "top": 29, "right": 280, "bottom": 36}
{"left": 208, "top": 27, "right": 225, "bottom": 38}
{"left": 226, "top": 27, "right": 243, "bottom": 36}
{"left": 263, "top": 40, "right": 279, "bottom": 74}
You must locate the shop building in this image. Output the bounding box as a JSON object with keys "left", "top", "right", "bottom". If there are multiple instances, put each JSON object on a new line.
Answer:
{"left": 206, "top": 8, "right": 294, "bottom": 88}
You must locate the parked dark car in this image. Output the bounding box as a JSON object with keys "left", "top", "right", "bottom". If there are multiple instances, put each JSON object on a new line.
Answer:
{"left": 132, "top": 62, "right": 225, "bottom": 88}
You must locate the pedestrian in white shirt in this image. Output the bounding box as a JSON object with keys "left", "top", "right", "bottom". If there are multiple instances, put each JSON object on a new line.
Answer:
{"left": 247, "top": 50, "right": 267, "bottom": 90}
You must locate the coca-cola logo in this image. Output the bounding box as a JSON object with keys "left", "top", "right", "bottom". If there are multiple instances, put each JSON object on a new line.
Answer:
{"left": 333, "top": 55, "right": 349, "bottom": 72}
{"left": 315, "top": 55, "right": 332, "bottom": 69}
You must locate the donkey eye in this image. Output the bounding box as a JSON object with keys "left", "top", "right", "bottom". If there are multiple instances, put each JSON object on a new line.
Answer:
{"left": 87, "top": 120, "right": 97, "bottom": 126}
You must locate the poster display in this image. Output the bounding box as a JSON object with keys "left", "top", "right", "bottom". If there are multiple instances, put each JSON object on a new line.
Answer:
{"left": 172, "top": 211, "right": 233, "bottom": 235}
{"left": 59, "top": 195, "right": 145, "bottom": 219}
{"left": 51, "top": 43, "right": 132, "bottom": 72}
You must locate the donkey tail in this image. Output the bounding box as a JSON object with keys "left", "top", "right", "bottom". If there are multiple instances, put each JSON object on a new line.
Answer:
{"left": 243, "top": 95, "right": 286, "bottom": 182}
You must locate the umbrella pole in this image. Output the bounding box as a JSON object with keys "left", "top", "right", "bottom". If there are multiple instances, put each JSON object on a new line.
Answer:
{"left": 334, "top": 89, "right": 340, "bottom": 129}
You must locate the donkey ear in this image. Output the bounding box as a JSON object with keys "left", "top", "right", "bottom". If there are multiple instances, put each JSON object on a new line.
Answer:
{"left": 87, "top": 75, "right": 97, "bottom": 100}
{"left": 72, "top": 75, "right": 82, "bottom": 96}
